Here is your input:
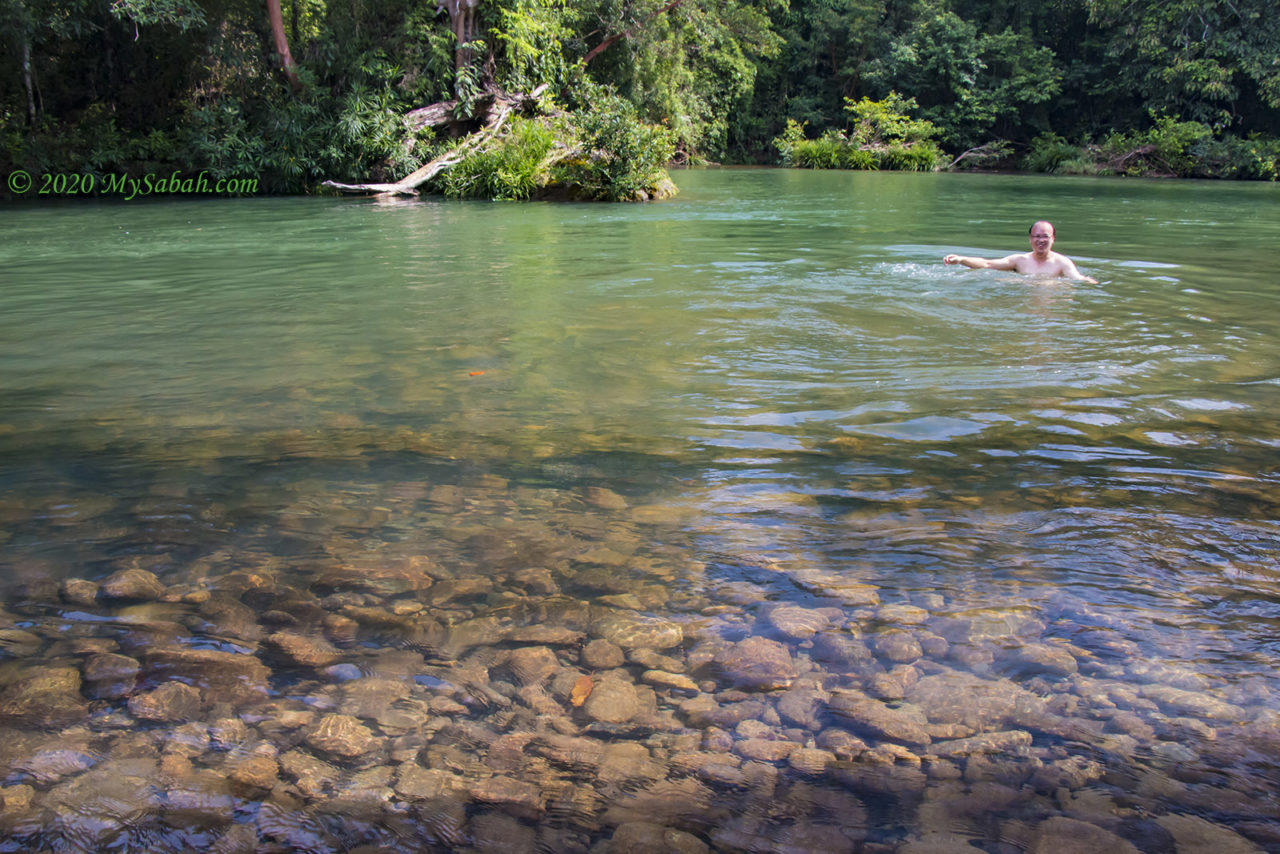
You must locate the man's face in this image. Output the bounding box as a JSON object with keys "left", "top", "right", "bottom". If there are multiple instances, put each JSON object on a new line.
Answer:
{"left": 1029, "top": 224, "right": 1055, "bottom": 255}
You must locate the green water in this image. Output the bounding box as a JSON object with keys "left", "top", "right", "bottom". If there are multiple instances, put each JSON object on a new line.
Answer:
{"left": 1, "top": 170, "right": 1278, "bottom": 851}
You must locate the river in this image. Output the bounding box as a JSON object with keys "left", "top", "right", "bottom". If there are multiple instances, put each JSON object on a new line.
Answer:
{"left": 0, "top": 169, "right": 1277, "bottom": 851}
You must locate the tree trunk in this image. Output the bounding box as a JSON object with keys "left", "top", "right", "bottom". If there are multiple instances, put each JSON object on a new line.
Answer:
{"left": 21, "top": 35, "right": 35, "bottom": 124}
{"left": 267, "top": 0, "right": 302, "bottom": 93}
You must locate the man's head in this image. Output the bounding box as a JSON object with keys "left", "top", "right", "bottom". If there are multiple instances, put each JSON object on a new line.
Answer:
{"left": 1028, "top": 221, "right": 1055, "bottom": 257}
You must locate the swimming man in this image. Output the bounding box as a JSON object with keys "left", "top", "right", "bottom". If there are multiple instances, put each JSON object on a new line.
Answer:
{"left": 944, "top": 221, "right": 1097, "bottom": 283}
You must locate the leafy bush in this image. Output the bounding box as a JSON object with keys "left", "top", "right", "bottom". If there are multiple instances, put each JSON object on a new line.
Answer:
{"left": 439, "top": 116, "right": 559, "bottom": 200}
{"left": 1023, "top": 133, "right": 1082, "bottom": 173}
{"left": 556, "top": 91, "right": 677, "bottom": 201}
{"left": 772, "top": 95, "right": 942, "bottom": 171}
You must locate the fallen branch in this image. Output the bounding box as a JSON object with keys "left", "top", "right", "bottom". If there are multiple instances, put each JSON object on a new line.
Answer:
{"left": 322, "top": 85, "right": 550, "bottom": 196}
{"left": 321, "top": 103, "right": 513, "bottom": 196}
{"left": 947, "top": 140, "right": 1011, "bottom": 170}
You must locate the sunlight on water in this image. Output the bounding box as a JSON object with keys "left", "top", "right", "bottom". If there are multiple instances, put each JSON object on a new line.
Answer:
{"left": 0, "top": 170, "right": 1278, "bottom": 851}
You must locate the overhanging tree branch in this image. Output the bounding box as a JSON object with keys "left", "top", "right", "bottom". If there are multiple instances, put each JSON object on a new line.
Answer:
{"left": 582, "top": 0, "right": 685, "bottom": 65}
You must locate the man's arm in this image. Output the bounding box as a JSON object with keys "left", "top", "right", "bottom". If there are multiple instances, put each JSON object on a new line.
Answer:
{"left": 943, "top": 253, "right": 1018, "bottom": 271}
{"left": 1058, "top": 256, "right": 1098, "bottom": 284}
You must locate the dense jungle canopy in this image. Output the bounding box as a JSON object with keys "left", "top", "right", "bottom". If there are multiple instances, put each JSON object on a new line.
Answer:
{"left": 3, "top": 0, "right": 1279, "bottom": 193}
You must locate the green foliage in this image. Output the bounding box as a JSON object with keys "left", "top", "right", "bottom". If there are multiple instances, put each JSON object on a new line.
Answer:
{"left": 1022, "top": 119, "right": 1279, "bottom": 180}
{"left": 439, "top": 116, "right": 559, "bottom": 200}
{"left": 109, "top": 0, "right": 206, "bottom": 31}
{"left": 864, "top": 13, "right": 1061, "bottom": 150}
{"left": 844, "top": 93, "right": 938, "bottom": 146}
{"left": 557, "top": 88, "right": 677, "bottom": 200}
{"left": 1, "top": 0, "right": 1277, "bottom": 189}
{"left": 772, "top": 94, "right": 943, "bottom": 172}
{"left": 1023, "top": 133, "right": 1082, "bottom": 174}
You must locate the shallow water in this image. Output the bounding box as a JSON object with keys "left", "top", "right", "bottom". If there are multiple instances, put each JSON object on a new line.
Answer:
{"left": 0, "top": 169, "right": 1278, "bottom": 852}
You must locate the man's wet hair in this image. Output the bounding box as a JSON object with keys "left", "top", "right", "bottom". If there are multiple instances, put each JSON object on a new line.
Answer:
{"left": 1029, "top": 221, "right": 1055, "bottom": 235}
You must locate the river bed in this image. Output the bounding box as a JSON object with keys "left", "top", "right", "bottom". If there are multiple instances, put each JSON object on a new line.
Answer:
{"left": 0, "top": 169, "right": 1277, "bottom": 852}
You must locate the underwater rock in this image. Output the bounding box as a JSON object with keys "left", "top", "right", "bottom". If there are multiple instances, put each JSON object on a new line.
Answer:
{"left": 713, "top": 636, "right": 798, "bottom": 691}
{"left": 506, "top": 646, "right": 561, "bottom": 687}
{"left": 128, "top": 680, "right": 202, "bottom": 722}
{"left": 265, "top": 630, "right": 342, "bottom": 668}
{"left": 469, "top": 775, "right": 545, "bottom": 820}
{"left": 98, "top": 568, "right": 166, "bottom": 602}
{"left": 82, "top": 652, "right": 141, "bottom": 699}
{"left": 871, "top": 629, "right": 923, "bottom": 664}
{"left": 305, "top": 713, "right": 376, "bottom": 760}
{"left": 142, "top": 647, "right": 270, "bottom": 703}
{"left": 592, "top": 613, "right": 683, "bottom": 651}
{"left": 763, "top": 604, "right": 830, "bottom": 640}
{"left": 59, "top": 578, "right": 100, "bottom": 608}
{"left": 584, "top": 678, "right": 641, "bottom": 724}
{"left": 811, "top": 631, "right": 875, "bottom": 670}
{"left": 603, "top": 821, "right": 710, "bottom": 854}
{"left": 1026, "top": 817, "right": 1139, "bottom": 854}
{"left": 827, "top": 692, "right": 932, "bottom": 747}
{"left": 0, "top": 666, "right": 89, "bottom": 728}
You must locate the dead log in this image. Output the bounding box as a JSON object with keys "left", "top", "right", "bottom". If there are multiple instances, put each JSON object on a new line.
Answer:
{"left": 321, "top": 85, "right": 548, "bottom": 196}
{"left": 321, "top": 103, "right": 512, "bottom": 196}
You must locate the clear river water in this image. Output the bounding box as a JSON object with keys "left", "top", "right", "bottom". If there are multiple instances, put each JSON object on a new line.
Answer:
{"left": 0, "top": 169, "right": 1278, "bottom": 852}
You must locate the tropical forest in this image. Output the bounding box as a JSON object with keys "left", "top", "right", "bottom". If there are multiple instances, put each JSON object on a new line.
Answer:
{"left": 3, "top": 0, "right": 1279, "bottom": 198}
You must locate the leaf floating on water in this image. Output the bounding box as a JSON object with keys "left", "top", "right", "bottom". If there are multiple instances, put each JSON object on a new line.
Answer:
{"left": 469, "top": 371, "right": 486, "bottom": 377}
{"left": 570, "top": 675, "right": 593, "bottom": 707}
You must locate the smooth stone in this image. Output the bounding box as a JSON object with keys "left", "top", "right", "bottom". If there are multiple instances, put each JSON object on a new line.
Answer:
{"left": 507, "top": 646, "right": 561, "bottom": 686}
{"left": 98, "top": 568, "right": 166, "bottom": 601}
{"left": 266, "top": 631, "right": 342, "bottom": 668}
{"left": 228, "top": 754, "right": 280, "bottom": 791}
{"left": 338, "top": 677, "right": 411, "bottom": 719}
{"left": 469, "top": 775, "right": 545, "bottom": 820}
{"left": 470, "top": 811, "right": 537, "bottom": 852}
{"left": 597, "top": 742, "right": 666, "bottom": 784}
{"left": 713, "top": 636, "right": 798, "bottom": 691}
{"left": 827, "top": 692, "right": 932, "bottom": 746}
{"left": 82, "top": 652, "right": 141, "bottom": 699}
{"left": 584, "top": 679, "right": 641, "bottom": 724}
{"left": 142, "top": 647, "right": 270, "bottom": 703}
{"left": 532, "top": 733, "right": 607, "bottom": 770}
{"left": 641, "top": 670, "right": 699, "bottom": 692}
{"left": 604, "top": 821, "right": 710, "bottom": 854}
{"left": 734, "top": 738, "right": 797, "bottom": 762}
{"left": 59, "top": 578, "right": 100, "bottom": 607}
{"left": 788, "top": 747, "right": 836, "bottom": 775}
{"left": 279, "top": 748, "right": 342, "bottom": 795}
{"left": 1138, "top": 684, "right": 1247, "bottom": 721}
{"left": 811, "top": 632, "right": 875, "bottom": 668}
{"left": 0, "top": 666, "right": 89, "bottom": 727}
{"left": 926, "top": 730, "right": 1032, "bottom": 758}
{"left": 505, "top": 625, "right": 583, "bottom": 645}
{"left": 592, "top": 614, "right": 684, "bottom": 651}
{"left": 877, "top": 604, "right": 931, "bottom": 626}
{"left": 1154, "top": 814, "right": 1265, "bottom": 853}
{"left": 305, "top": 713, "right": 376, "bottom": 759}
{"left": 395, "top": 764, "right": 466, "bottom": 800}
{"left": 871, "top": 629, "right": 923, "bottom": 664}
{"left": 777, "top": 684, "right": 828, "bottom": 731}
{"left": 12, "top": 747, "right": 97, "bottom": 785}
{"left": 1027, "top": 817, "right": 1140, "bottom": 854}
{"left": 128, "top": 680, "right": 202, "bottom": 722}
{"left": 999, "top": 643, "right": 1079, "bottom": 679}
{"left": 584, "top": 486, "right": 629, "bottom": 510}
{"left": 907, "top": 671, "right": 1047, "bottom": 732}
{"left": 764, "top": 604, "right": 830, "bottom": 640}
